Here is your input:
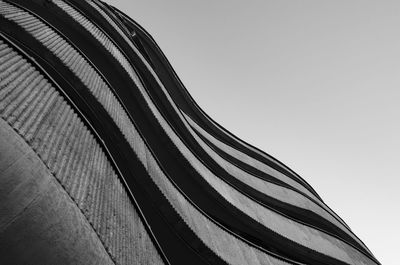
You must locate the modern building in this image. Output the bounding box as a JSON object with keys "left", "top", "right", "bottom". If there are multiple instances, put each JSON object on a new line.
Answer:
{"left": 0, "top": 1, "right": 380, "bottom": 264}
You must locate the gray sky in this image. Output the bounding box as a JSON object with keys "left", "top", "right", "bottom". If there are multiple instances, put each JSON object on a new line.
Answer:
{"left": 106, "top": 1, "right": 398, "bottom": 264}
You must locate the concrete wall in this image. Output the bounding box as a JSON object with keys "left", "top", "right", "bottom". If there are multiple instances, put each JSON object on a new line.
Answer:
{"left": 0, "top": 118, "right": 114, "bottom": 265}
{"left": 0, "top": 38, "right": 164, "bottom": 265}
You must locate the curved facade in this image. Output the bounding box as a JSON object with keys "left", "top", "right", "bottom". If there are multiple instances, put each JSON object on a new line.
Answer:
{"left": 0, "top": 1, "right": 380, "bottom": 264}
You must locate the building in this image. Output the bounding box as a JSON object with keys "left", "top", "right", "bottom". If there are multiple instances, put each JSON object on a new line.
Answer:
{"left": 0, "top": 0, "right": 380, "bottom": 264}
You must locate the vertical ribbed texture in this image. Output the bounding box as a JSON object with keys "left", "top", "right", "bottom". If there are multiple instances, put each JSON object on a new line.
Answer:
{"left": 182, "top": 111, "right": 357, "bottom": 240}
{"left": 0, "top": 5, "right": 290, "bottom": 264}
{"left": 44, "top": 3, "right": 377, "bottom": 265}
{"left": 0, "top": 38, "right": 164, "bottom": 265}
{"left": 0, "top": 1, "right": 377, "bottom": 264}
{"left": 75, "top": 0, "right": 326, "bottom": 205}
{"left": 0, "top": 3, "right": 288, "bottom": 264}
{"left": 0, "top": 1, "right": 379, "bottom": 264}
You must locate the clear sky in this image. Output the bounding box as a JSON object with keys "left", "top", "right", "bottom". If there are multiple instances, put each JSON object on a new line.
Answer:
{"left": 105, "top": 1, "right": 398, "bottom": 264}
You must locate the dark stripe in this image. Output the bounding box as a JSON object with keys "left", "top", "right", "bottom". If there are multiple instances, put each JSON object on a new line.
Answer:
{"left": 46, "top": 1, "right": 371, "bottom": 264}
{"left": 194, "top": 128, "right": 372, "bottom": 257}
{"left": 1, "top": 0, "right": 380, "bottom": 264}
{"left": 0, "top": 10, "right": 220, "bottom": 265}
{"left": 103, "top": 5, "right": 378, "bottom": 262}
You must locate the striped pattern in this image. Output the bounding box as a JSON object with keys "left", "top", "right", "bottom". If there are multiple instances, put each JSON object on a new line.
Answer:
{"left": 0, "top": 3, "right": 295, "bottom": 264}
{"left": 75, "top": 0, "right": 323, "bottom": 204}
{"left": 0, "top": 38, "right": 163, "bottom": 265}
{"left": 44, "top": 2, "right": 376, "bottom": 264}
{"left": 0, "top": 0, "right": 380, "bottom": 264}
{"left": 183, "top": 111, "right": 363, "bottom": 243}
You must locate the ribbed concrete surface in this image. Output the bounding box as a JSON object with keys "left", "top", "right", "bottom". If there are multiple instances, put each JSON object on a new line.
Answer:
{"left": 84, "top": 0, "right": 325, "bottom": 205}
{"left": 183, "top": 111, "right": 364, "bottom": 243}
{"left": 76, "top": 5, "right": 376, "bottom": 265}
{"left": 143, "top": 138, "right": 291, "bottom": 265}
{"left": 0, "top": 0, "right": 380, "bottom": 264}
{"left": 0, "top": 116, "right": 114, "bottom": 265}
{"left": 0, "top": 39, "right": 163, "bottom": 265}
{"left": 14, "top": 1, "right": 375, "bottom": 264}
{"left": 0, "top": 3, "right": 292, "bottom": 263}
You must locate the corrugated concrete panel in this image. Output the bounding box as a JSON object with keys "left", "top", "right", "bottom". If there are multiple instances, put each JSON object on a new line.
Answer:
{"left": 0, "top": 38, "right": 164, "bottom": 265}
{"left": 85, "top": 0, "right": 326, "bottom": 205}
{"left": 83, "top": 2, "right": 379, "bottom": 264}
{"left": 143, "top": 139, "right": 290, "bottom": 265}
{"left": 7, "top": 1, "right": 374, "bottom": 263}
{"left": 0, "top": 4, "right": 289, "bottom": 263}
{"left": 183, "top": 111, "right": 362, "bottom": 242}
{"left": 0, "top": 0, "right": 380, "bottom": 264}
{"left": 0, "top": 118, "right": 114, "bottom": 265}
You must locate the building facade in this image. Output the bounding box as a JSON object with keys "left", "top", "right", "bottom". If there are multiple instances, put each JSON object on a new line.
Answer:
{"left": 0, "top": 1, "right": 380, "bottom": 264}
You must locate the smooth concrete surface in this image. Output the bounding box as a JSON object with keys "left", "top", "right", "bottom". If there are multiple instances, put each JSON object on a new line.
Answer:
{"left": 0, "top": 117, "right": 115, "bottom": 265}
{"left": 0, "top": 29, "right": 165, "bottom": 264}
{"left": 0, "top": 1, "right": 381, "bottom": 264}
